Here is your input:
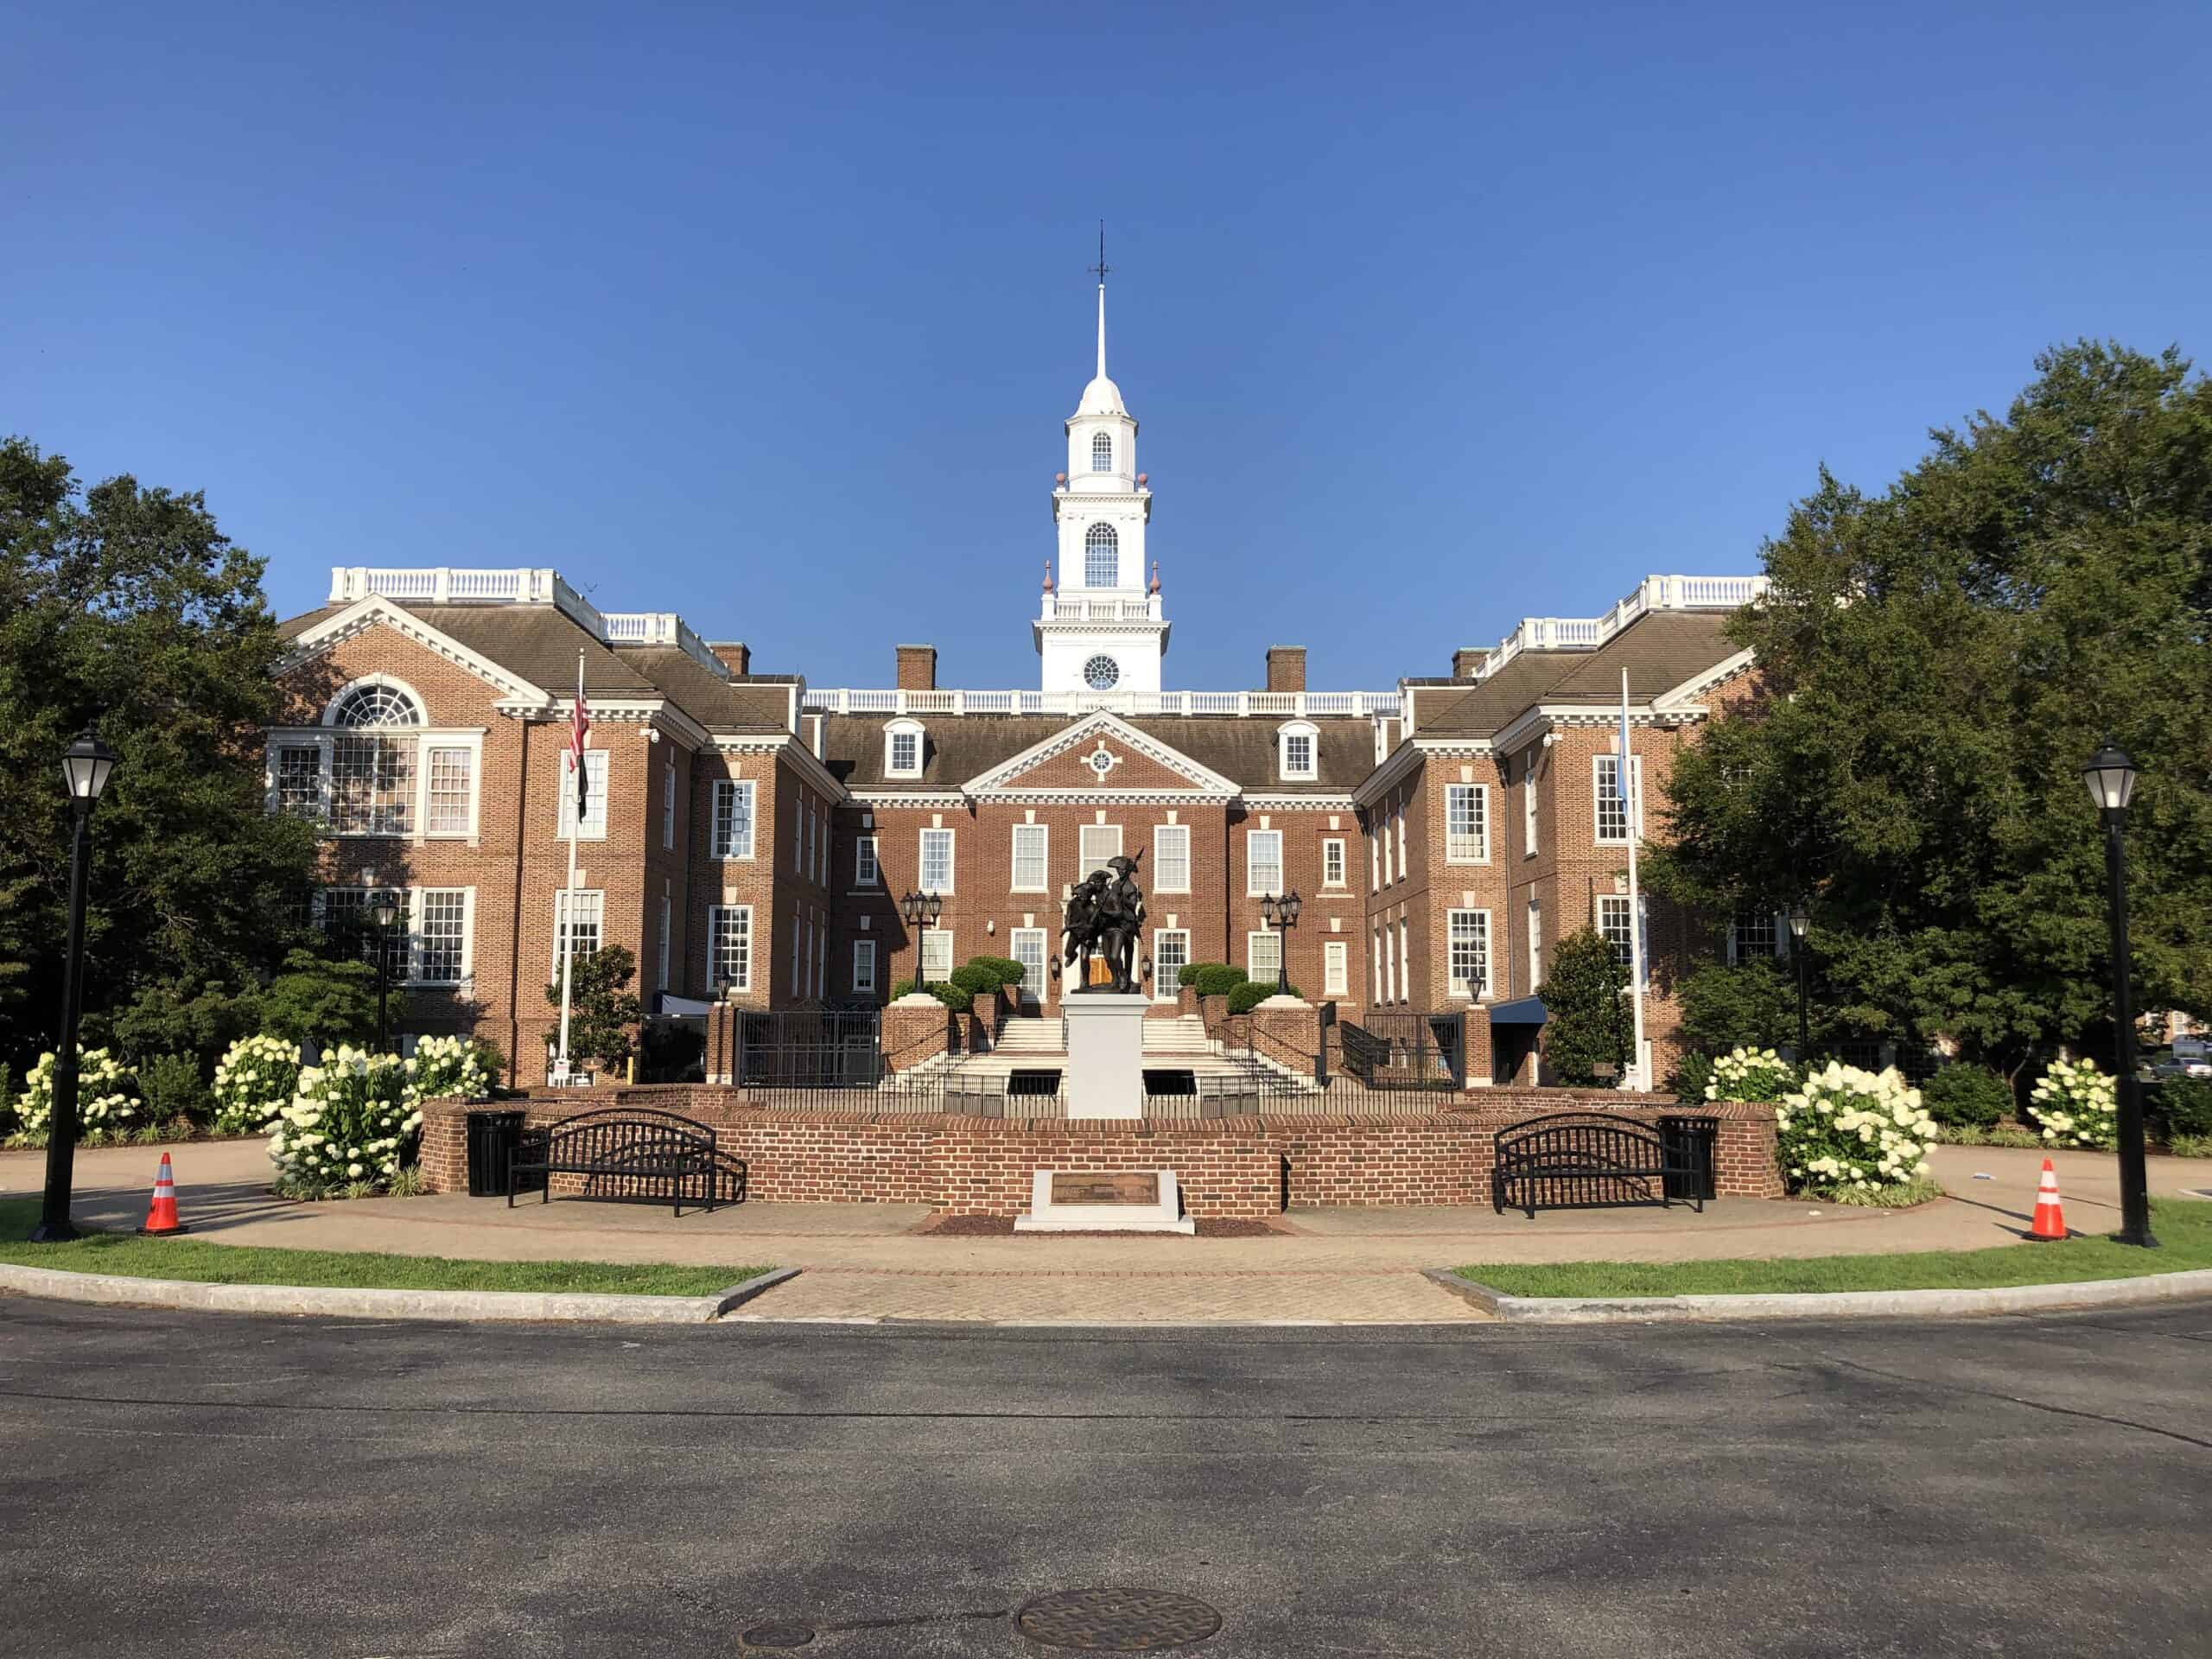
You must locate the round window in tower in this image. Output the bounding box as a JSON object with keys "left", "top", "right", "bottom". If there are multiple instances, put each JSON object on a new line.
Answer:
{"left": 1083, "top": 654, "right": 1121, "bottom": 691}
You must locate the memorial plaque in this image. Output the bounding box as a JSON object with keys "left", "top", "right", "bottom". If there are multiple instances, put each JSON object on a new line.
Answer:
{"left": 1049, "top": 1172, "right": 1160, "bottom": 1207}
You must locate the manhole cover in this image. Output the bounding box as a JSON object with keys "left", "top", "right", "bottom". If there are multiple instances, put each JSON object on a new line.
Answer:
{"left": 1015, "top": 1587, "right": 1223, "bottom": 1651}
{"left": 740, "top": 1620, "right": 816, "bottom": 1649}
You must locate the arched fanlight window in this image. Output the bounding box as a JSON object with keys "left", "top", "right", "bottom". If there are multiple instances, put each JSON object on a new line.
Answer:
{"left": 1090, "top": 431, "right": 1113, "bottom": 472}
{"left": 329, "top": 682, "right": 423, "bottom": 728}
{"left": 1084, "top": 522, "right": 1119, "bottom": 588}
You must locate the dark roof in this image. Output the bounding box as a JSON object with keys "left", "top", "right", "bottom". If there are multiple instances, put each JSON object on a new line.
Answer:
{"left": 817, "top": 713, "right": 1376, "bottom": 792}
{"left": 280, "top": 602, "right": 657, "bottom": 696}
{"left": 1417, "top": 612, "right": 1739, "bottom": 737}
{"left": 612, "top": 646, "right": 792, "bottom": 732}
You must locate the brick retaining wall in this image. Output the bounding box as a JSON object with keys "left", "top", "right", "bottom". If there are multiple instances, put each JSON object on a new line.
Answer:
{"left": 421, "top": 1089, "right": 1780, "bottom": 1216}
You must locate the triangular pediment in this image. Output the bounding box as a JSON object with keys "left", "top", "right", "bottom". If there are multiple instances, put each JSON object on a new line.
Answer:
{"left": 275, "top": 596, "right": 549, "bottom": 703}
{"left": 963, "top": 711, "right": 1240, "bottom": 798}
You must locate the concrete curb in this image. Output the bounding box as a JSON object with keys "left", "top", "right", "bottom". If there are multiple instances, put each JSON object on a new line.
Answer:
{"left": 1421, "top": 1265, "right": 2212, "bottom": 1323}
{"left": 0, "top": 1262, "right": 798, "bottom": 1326}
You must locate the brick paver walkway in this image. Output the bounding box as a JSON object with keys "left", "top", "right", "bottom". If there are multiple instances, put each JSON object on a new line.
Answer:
{"left": 7, "top": 1138, "right": 2204, "bottom": 1324}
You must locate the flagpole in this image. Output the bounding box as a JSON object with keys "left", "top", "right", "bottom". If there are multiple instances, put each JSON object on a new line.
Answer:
{"left": 556, "top": 651, "right": 582, "bottom": 1083}
{"left": 1620, "top": 667, "right": 1648, "bottom": 1091}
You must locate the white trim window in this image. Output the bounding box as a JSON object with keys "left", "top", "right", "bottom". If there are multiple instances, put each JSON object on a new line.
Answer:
{"left": 275, "top": 743, "right": 325, "bottom": 822}
{"left": 919, "top": 929, "right": 954, "bottom": 982}
{"left": 1152, "top": 927, "right": 1190, "bottom": 1002}
{"left": 1598, "top": 893, "right": 1634, "bottom": 970}
{"left": 332, "top": 734, "right": 417, "bottom": 836}
{"left": 1323, "top": 938, "right": 1349, "bottom": 998}
{"left": 1522, "top": 758, "right": 1539, "bottom": 856}
{"left": 1084, "top": 521, "right": 1119, "bottom": 587}
{"left": 815, "top": 920, "right": 826, "bottom": 998}
{"left": 791, "top": 925, "right": 803, "bottom": 997}
{"left": 1012, "top": 824, "right": 1051, "bottom": 893}
{"left": 852, "top": 937, "right": 877, "bottom": 995}
{"left": 1397, "top": 918, "right": 1410, "bottom": 1001}
{"left": 1090, "top": 430, "right": 1113, "bottom": 473}
{"left": 855, "top": 835, "right": 879, "bottom": 887}
{"left": 319, "top": 888, "right": 411, "bottom": 982}
{"left": 1078, "top": 823, "right": 1122, "bottom": 878}
{"left": 1445, "top": 784, "right": 1488, "bottom": 863}
{"left": 658, "top": 893, "right": 671, "bottom": 991}
{"left": 1729, "top": 910, "right": 1783, "bottom": 964}
{"left": 1153, "top": 824, "right": 1191, "bottom": 893}
{"left": 1382, "top": 925, "right": 1396, "bottom": 1004}
{"left": 711, "top": 779, "right": 756, "bottom": 859}
{"left": 1372, "top": 926, "right": 1384, "bottom": 1002}
{"left": 1594, "top": 754, "right": 1643, "bottom": 845}
{"left": 919, "top": 828, "right": 955, "bottom": 893}
{"left": 1528, "top": 895, "right": 1543, "bottom": 987}
{"left": 555, "top": 751, "right": 609, "bottom": 841}
{"left": 416, "top": 888, "right": 470, "bottom": 984}
{"left": 1247, "top": 829, "right": 1283, "bottom": 896}
{"left": 424, "top": 747, "right": 474, "bottom": 836}
{"left": 1011, "top": 927, "right": 1049, "bottom": 1004}
{"left": 1247, "top": 929, "right": 1282, "bottom": 985}
{"left": 321, "top": 886, "right": 473, "bottom": 987}
{"left": 552, "top": 888, "right": 604, "bottom": 960}
{"left": 708, "top": 905, "right": 752, "bottom": 992}
{"left": 885, "top": 719, "right": 925, "bottom": 779}
{"left": 1394, "top": 801, "right": 1408, "bottom": 881}
{"left": 1370, "top": 828, "right": 1381, "bottom": 893}
{"left": 1447, "top": 909, "right": 1490, "bottom": 1001}
{"left": 1322, "top": 837, "right": 1345, "bottom": 887}
{"left": 662, "top": 760, "right": 677, "bottom": 852}
{"left": 1278, "top": 721, "right": 1318, "bottom": 782}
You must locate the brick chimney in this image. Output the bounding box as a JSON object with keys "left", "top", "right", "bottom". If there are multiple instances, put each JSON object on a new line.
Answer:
{"left": 895, "top": 645, "right": 937, "bottom": 691}
{"left": 1452, "top": 647, "right": 1486, "bottom": 680}
{"left": 709, "top": 641, "right": 750, "bottom": 677}
{"left": 1264, "top": 645, "right": 1306, "bottom": 694}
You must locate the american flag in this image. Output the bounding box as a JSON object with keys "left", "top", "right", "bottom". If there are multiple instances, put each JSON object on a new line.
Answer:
{"left": 566, "top": 658, "right": 591, "bottom": 822}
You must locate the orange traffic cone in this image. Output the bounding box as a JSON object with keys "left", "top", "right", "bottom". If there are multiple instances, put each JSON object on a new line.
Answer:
{"left": 137, "top": 1152, "right": 189, "bottom": 1236}
{"left": 2028, "top": 1158, "right": 2066, "bottom": 1241}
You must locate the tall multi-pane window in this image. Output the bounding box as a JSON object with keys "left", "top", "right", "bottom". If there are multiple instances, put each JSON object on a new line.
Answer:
{"left": 1078, "top": 823, "right": 1122, "bottom": 877}
{"left": 321, "top": 888, "right": 412, "bottom": 981}
{"left": 1395, "top": 802, "right": 1408, "bottom": 880}
{"left": 1397, "top": 918, "right": 1410, "bottom": 1001}
{"left": 417, "top": 889, "right": 468, "bottom": 982}
{"left": 1322, "top": 838, "right": 1345, "bottom": 887}
{"left": 332, "top": 735, "right": 416, "bottom": 836}
{"left": 1247, "top": 830, "right": 1283, "bottom": 895}
{"left": 1084, "top": 522, "right": 1119, "bottom": 588}
{"left": 1370, "top": 830, "right": 1381, "bottom": 893}
{"left": 1522, "top": 757, "right": 1538, "bottom": 855}
{"left": 426, "top": 747, "right": 474, "bottom": 836}
{"left": 1012, "top": 824, "right": 1050, "bottom": 892}
{"left": 1598, "top": 894, "right": 1634, "bottom": 969}
{"left": 1090, "top": 431, "right": 1113, "bottom": 472}
{"left": 1382, "top": 925, "right": 1396, "bottom": 1004}
{"left": 1594, "top": 755, "right": 1641, "bottom": 845}
{"left": 1445, "top": 784, "right": 1487, "bottom": 862}
{"left": 1152, "top": 929, "right": 1190, "bottom": 1001}
{"left": 1373, "top": 927, "right": 1384, "bottom": 1002}
{"left": 658, "top": 893, "right": 671, "bottom": 991}
{"left": 276, "top": 746, "right": 324, "bottom": 821}
{"left": 1447, "top": 910, "right": 1490, "bottom": 1000}
{"left": 888, "top": 728, "right": 921, "bottom": 774}
{"left": 1152, "top": 825, "right": 1190, "bottom": 893}
{"left": 1281, "top": 730, "right": 1315, "bottom": 779}
{"left": 1011, "top": 929, "right": 1048, "bottom": 1002}
{"left": 708, "top": 905, "right": 751, "bottom": 991}
{"left": 855, "top": 835, "right": 879, "bottom": 886}
{"left": 661, "top": 760, "right": 677, "bottom": 851}
{"left": 1247, "top": 930, "right": 1282, "bottom": 983}
{"left": 919, "top": 829, "right": 954, "bottom": 892}
{"left": 1528, "top": 897, "right": 1543, "bottom": 987}
{"left": 1731, "top": 911, "right": 1779, "bottom": 963}
{"left": 555, "top": 752, "right": 609, "bottom": 840}
{"left": 920, "top": 930, "right": 953, "bottom": 982}
{"left": 852, "top": 938, "right": 877, "bottom": 995}
{"left": 1323, "top": 939, "right": 1349, "bottom": 997}
{"left": 711, "top": 780, "right": 755, "bottom": 859}
{"left": 552, "top": 889, "right": 604, "bottom": 960}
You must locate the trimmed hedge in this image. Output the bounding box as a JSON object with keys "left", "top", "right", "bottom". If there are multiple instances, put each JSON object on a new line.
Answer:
{"left": 973, "top": 954, "right": 1027, "bottom": 988}
{"left": 1226, "top": 979, "right": 1300, "bottom": 1014}
{"left": 1185, "top": 963, "right": 1248, "bottom": 998}
{"left": 2152, "top": 1077, "right": 2212, "bottom": 1141}
{"left": 1920, "top": 1065, "right": 2012, "bottom": 1128}
{"left": 948, "top": 963, "right": 1001, "bottom": 996}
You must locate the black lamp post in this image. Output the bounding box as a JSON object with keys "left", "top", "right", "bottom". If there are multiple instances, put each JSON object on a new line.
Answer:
{"left": 32, "top": 729, "right": 119, "bottom": 1243}
{"left": 371, "top": 893, "right": 400, "bottom": 1051}
{"left": 2083, "top": 742, "right": 2157, "bottom": 1249}
{"left": 899, "top": 889, "right": 942, "bottom": 982}
{"left": 1787, "top": 900, "right": 1811, "bottom": 1059}
{"left": 1259, "top": 890, "right": 1302, "bottom": 995}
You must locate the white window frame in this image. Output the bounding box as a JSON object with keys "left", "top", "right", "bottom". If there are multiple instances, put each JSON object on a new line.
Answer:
{"left": 1323, "top": 938, "right": 1348, "bottom": 998}
{"left": 1395, "top": 801, "right": 1408, "bottom": 881}
{"left": 658, "top": 893, "right": 671, "bottom": 992}
{"left": 1398, "top": 918, "right": 1411, "bottom": 1002}
{"left": 1078, "top": 823, "right": 1122, "bottom": 878}
{"left": 815, "top": 919, "right": 826, "bottom": 998}
{"left": 1090, "top": 430, "right": 1113, "bottom": 472}
{"left": 269, "top": 727, "right": 485, "bottom": 842}
{"left": 791, "top": 924, "right": 803, "bottom": 996}
{"left": 1729, "top": 910, "right": 1785, "bottom": 964}
{"left": 1084, "top": 521, "right": 1119, "bottom": 588}
{"left": 1598, "top": 893, "right": 1635, "bottom": 972}
{"left": 1246, "top": 929, "right": 1282, "bottom": 985}
{"left": 1522, "top": 760, "right": 1538, "bottom": 857}
{"left": 1246, "top": 829, "right": 1284, "bottom": 896}
{"left": 1370, "top": 829, "right": 1381, "bottom": 893}
{"left": 1278, "top": 721, "right": 1318, "bottom": 783}
{"left": 919, "top": 928, "right": 954, "bottom": 982}
{"left": 855, "top": 834, "right": 879, "bottom": 887}
{"left": 919, "top": 828, "right": 955, "bottom": 893}
{"left": 1011, "top": 823, "right": 1051, "bottom": 893}
{"left": 885, "top": 718, "right": 925, "bottom": 779}
{"left": 852, "top": 937, "right": 877, "bottom": 995}
{"left": 1445, "top": 783, "right": 1489, "bottom": 864}
{"left": 1528, "top": 896, "right": 1543, "bottom": 988}
{"left": 707, "top": 904, "right": 752, "bottom": 993}
{"left": 711, "top": 779, "right": 756, "bottom": 860}
{"left": 1372, "top": 926, "right": 1384, "bottom": 1003}
{"left": 662, "top": 760, "right": 677, "bottom": 852}
{"left": 1010, "top": 926, "right": 1050, "bottom": 1005}
{"left": 1381, "top": 924, "right": 1395, "bottom": 1004}
{"left": 551, "top": 888, "right": 604, "bottom": 961}
{"left": 554, "top": 750, "right": 610, "bottom": 842}
{"left": 1151, "top": 927, "right": 1190, "bottom": 1003}
{"left": 1322, "top": 837, "right": 1345, "bottom": 887}
{"left": 1152, "top": 824, "right": 1191, "bottom": 893}
{"left": 319, "top": 885, "right": 474, "bottom": 988}
{"left": 1447, "top": 908, "right": 1491, "bottom": 1001}
{"left": 1594, "top": 754, "right": 1644, "bottom": 846}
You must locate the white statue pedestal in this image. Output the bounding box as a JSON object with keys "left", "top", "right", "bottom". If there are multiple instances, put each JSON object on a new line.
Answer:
{"left": 1060, "top": 991, "right": 1150, "bottom": 1120}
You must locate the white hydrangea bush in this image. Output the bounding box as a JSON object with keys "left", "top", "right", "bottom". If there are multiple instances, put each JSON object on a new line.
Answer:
{"left": 211, "top": 1034, "right": 302, "bottom": 1136}
{"left": 2027, "top": 1057, "right": 2117, "bottom": 1151}
{"left": 1706, "top": 1046, "right": 1802, "bottom": 1103}
{"left": 403, "top": 1035, "right": 487, "bottom": 1105}
{"left": 1775, "top": 1061, "right": 1939, "bottom": 1198}
{"left": 267, "top": 1046, "right": 423, "bottom": 1197}
{"left": 13, "top": 1047, "right": 137, "bottom": 1143}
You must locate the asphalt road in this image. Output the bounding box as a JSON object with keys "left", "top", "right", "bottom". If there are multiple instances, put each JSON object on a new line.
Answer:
{"left": 2, "top": 1299, "right": 2208, "bottom": 1658}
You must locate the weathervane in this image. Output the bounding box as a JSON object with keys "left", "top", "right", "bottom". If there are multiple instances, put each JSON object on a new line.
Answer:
{"left": 1090, "top": 220, "right": 1109, "bottom": 286}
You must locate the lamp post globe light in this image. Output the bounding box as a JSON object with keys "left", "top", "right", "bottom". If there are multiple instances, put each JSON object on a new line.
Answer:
{"left": 1787, "top": 900, "right": 1811, "bottom": 1059}
{"left": 899, "top": 890, "right": 942, "bottom": 982}
{"left": 1260, "top": 890, "right": 1301, "bottom": 995}
{"left": 32, "top": 730, "right": 120, "bottom": 1243}
{"left": 371, "top": 894, "right": 400, "bottom": 1052}
{"left": 2082, "top": 742, "right": 2157, "bottom": 1249}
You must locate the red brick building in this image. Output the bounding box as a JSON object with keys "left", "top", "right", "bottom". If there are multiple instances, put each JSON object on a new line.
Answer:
{"left": 265, "top": 282, "right": 1767, "bottom": 1086}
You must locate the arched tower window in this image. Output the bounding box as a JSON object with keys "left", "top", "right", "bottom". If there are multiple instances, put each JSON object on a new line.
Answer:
{"left": 1090, "top": 431, "right": 1113, "bottom": 472}
{"left": 1084, "top": 522, "right": 1119, "bottom": 588}
{"left": 329, "top": 682, "right": 423, "bottom": 728}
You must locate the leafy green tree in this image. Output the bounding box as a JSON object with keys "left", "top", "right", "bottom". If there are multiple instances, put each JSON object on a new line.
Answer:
{"left": 0, "top": 437, "right": 321, "bottom": 1074}
{"left": 1647, "top": 344, "right": 2212, "bottom": 1079}
{"left": 262, "top": 950, "right": 379, "bottom": 1051}
{"left": 1675, "top": 960, "right": 1802, "bottom": 1057}
{"left": 1539, "top": 927, "right": 1631, "bottom": 1085}
{"left": 545, "top": 945, "right": 645, "bottom": 1072}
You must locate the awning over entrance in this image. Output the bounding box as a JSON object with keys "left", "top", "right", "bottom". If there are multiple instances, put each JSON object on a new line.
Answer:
{"left": 653, "top": 993, "right": 713, "bottom": 1018}
{"left": 1487, "top": 995, "right": 1548, "bottom": 1026}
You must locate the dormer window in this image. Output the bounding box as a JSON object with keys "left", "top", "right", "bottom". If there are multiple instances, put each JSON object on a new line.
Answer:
{"left": 1084, "top": 522, "right": 1118, "bottom": 587}
{"left": 1278, "top": 720, "right": 1319, "bottom": 782}
{"left": 885, "top": 718, "right": 925, "bottom": 779}
{"left": 1090, "top": 431, "right": 1113, "bottom": 472}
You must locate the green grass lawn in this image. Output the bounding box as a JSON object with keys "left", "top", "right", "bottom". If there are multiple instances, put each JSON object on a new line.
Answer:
{"left": 1459, "top": 1198, "right": 2212, "bottom": 1299}
{"left": 0, "top": 1198, "right": 771, "bottom": 1297}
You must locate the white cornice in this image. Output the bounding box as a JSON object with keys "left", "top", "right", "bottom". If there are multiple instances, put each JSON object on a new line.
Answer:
{"left": 983, "top": 787, "right": 1237, "bottom": 807}
{"left": 961, "top": 709, "right": 1243, "bottom": 798}
{"left": 1351, "top": 740, "right": 1425, "bottom": 809}
{"left": 708, "top": 734, "right": 846, "bottom": 799}
{"left": 1654, "top": 646, "right": 1758, "bottom": 710}
{"left": 846, "top": 789, "right": 969, "bottom": 810}
{"left": 1242, "top": 792, "right": 1357, "bottom": 811}
{"left": 276, "top": 597, "right": 547, "bottom": 703}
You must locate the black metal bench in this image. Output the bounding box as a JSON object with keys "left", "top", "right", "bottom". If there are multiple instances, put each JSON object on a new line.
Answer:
{"left": 506, "top": 1108, "right": 723, "bottom": 1216}
{"left": 1491, "top": 1111, "right": 1704, "bottom": 1218}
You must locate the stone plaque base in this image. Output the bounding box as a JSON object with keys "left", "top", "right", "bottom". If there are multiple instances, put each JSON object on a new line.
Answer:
{"left": 1061, "top": 990, "right": 1149, "bottom": 1119}
{"left": 1014, "top": 1168, "right": 1195, "bottom": 1234}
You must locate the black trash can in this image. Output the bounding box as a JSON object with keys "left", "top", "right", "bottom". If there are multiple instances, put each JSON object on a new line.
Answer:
{"left": 466, "top": 1109, "right": 527, "bottom": 1198}
{"left": 1657, "top": 1115, "right": 1719, "bottom": 1203}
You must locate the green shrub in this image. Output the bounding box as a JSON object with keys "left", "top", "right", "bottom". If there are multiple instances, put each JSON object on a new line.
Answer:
{"left": 213, "top": 1034, "right": 302, "bottom": 1135}
{"left": 1920, "top": 1065, "right": 2012, "bottom": 1128}
{"left": 267, "top": 1046, "right": 419, "bottom": 1198}
{"left": 1226, "top": 979, "right": 1300, "bottom": 1014}
{"left": 2027, "top": 1058, "right": 2117, "bottom": 1150}
{"left": 1179, "top": 961, "right": 1223, "bottom": 988}
{"left": 15, "top": 1047, "right": 139, "bottom": 1144}
{"left": 2151, "top": 1078, "right": 2212, "bottom": 1142}
{"left": 1705, "top": 1046, "right": 1802, "bottom": 1103}
{"left": 1188, "top": 963, "right": 1248, "bottom": 998}
{"left": 1668, "top": 1052, "right": 1715, "bottom": 1102}
{"left": 1677, "top": 960, "right": 1799, "bottom": 1056}
{"left": 973, "top": 954, "right": 1026, "bottom": 987}
{"left": 950, "top": 961, "right": 1007, "bottom": 995}
{"left": 890, "top": 979, "right": 919, "bottom": 1001}
{"left": 137, "top": 1052, "right": 212, "bottom": 1128}
{"left": 1538, "top": 928, "right": 1632, "bottom": 1087}
{"left": 924, "top": 982, "right": 973, "bottom": 1013}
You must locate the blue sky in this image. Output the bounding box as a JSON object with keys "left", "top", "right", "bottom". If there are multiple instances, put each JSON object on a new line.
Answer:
{"left": 7, "top": 2, "right": 2209, "bottom": 691}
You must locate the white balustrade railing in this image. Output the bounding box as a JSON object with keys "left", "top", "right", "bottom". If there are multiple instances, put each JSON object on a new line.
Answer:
{"left": 800, "top": 687, "right": 1403, "bottom": 719}
{"left": 1475, "top": 572, "right": 1767, "bottom": 679}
